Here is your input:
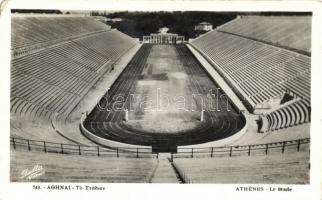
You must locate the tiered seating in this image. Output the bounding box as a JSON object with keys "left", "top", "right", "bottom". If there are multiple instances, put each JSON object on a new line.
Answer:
{"left": 218, "top": 16, "right": 311, "bottom": 53}
{"left": 191, "top": 30, "right": 311, "bottom": 109}
{"left": 11, "top": 15, "right": 109, "bottom": 49}
{"left": 11, "top": 150, "right": 157, "bottom": 182}
{"left": 73, "top": 31, "right": 138, "bottom": 67}
{"left": 11, "top": 16, "right": 138, "bottom": 121}
{"left": 266, "top": 99, "right": 310, "bottom": 131}
{"left": 173, "top": 152, "right": 309, "bottom": 183}
{"left": 249, "top": 123, "right": 310, "bottom": 144}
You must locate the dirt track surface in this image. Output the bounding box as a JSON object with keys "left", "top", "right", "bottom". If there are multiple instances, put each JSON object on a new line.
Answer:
{"left": 84, "top": 44, "right": 245, "bottom": 149}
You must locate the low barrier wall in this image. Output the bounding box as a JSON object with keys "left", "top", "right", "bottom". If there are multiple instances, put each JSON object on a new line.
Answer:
{"left": 182, "top": 44, "right": 249, "bottom": 147}
{"left": 80, "top": 113, "right": 152, "bottom": 150}
{"left": 78, "top": 43, "right": 153, "bottom": 150}
{"left": 11, "top": 137, "right": 309, "bottom": 159}
{"left": 188, "top": 43, "right": 256, "bottom": 112}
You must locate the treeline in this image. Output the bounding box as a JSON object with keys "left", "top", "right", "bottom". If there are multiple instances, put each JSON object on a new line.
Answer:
{"left": 253, "top": 12, "right": 312, "bottom": 16}
{"left": 11, "top": 9, "right": 62, "bottom": 14}
{"left": 92, "top": 11, "right": 237, "bottom": 39}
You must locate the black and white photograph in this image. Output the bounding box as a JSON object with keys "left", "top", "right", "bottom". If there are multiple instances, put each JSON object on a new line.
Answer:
{"left": 0, "top": 0, "right": 321, "bottom": 200}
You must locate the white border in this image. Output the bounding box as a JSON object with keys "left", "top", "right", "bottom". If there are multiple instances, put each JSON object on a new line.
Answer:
{"left": 1, "top": 1, "right": 321, "bottom": 200}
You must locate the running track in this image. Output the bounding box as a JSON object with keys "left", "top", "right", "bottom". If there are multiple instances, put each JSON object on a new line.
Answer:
{"left": 84, "top": 44, "right": 245, "bottom": 151}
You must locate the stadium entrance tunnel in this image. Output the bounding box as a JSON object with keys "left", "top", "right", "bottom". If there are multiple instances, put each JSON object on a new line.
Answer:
{"left": 81, "top": 44, "right": 246, "bottom": 152}
{"left": 152, "top": 144, "right": 178, "bottom": 153}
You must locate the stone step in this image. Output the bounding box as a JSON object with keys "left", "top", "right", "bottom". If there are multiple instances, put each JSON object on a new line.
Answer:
{"left": 151, "top": 154, "right": 181, "bottom": 183}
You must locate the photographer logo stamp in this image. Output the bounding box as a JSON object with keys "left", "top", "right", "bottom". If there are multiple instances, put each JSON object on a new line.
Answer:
{"left": 20, "top": 165, "right": 45, "bottom": 180}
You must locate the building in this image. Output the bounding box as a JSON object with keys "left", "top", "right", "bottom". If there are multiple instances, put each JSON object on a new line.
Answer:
{"left": 106, "top": 18, "right": 123, "bottom": 22}
{"left": 143, "top": 33, "right": 185, "bottom": 44}
{"left": 194, "top": 22, "right": 213, "bottom": 31}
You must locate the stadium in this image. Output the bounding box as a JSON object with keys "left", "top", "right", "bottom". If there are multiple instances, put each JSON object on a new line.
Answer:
{"left": 10, "top": 11, "right": 311, "bottom": 183}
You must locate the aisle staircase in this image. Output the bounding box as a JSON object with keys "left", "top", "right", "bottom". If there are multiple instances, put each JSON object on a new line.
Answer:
{"left": 150, "top": 153, "right": 183, "bottom": 183}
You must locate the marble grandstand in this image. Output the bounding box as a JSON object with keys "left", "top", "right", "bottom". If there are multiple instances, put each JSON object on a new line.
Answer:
{"left": 218, "top": 15, "right": 311, "bottom": 54}
{"left": 10, "top": 14, "right": 311, "bottom": 183}
{"left": 190, "top": 15, "right": 311, "bottom": 133}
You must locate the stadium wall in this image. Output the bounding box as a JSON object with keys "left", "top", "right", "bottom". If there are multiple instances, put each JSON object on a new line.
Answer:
{"left": 81, "top": 43, "right": 142, "bottom": 116}
{"left": 186, "top": 43, "right": 248, "bottom": 113}
{"left": 180, "top": 44, "right": 248, "bottom": 147}
{"left": 78, "top": 43, "right": 155, "bottom": 149}
{"left": 188, "top": 41, "right": 256, "bottom": 112}
{"left": 50, "top": 43, "right": 142, "bottom": 145}
{"left": 80, "top": 113, "right": 152, "bottom": 150}
{"left": 80, "top": 43, "right": 249, "bottom": 149}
